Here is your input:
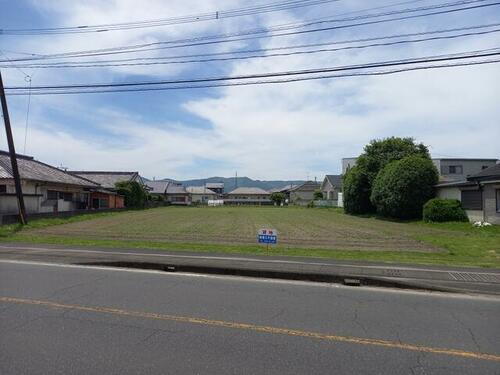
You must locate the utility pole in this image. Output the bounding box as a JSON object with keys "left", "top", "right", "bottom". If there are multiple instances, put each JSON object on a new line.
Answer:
{"left": 0, "top": 70, "right": 27, "bottom": 224}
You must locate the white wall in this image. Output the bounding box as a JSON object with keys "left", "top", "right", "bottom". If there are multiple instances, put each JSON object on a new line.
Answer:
{"left": 436, "top": 186, "right": 461, "bottom": 200}
{"left": 466, "top": 210, "right": 484, "bottom": 222}
{"left": 0, "top": 180, "right": 85, "bottom": 214}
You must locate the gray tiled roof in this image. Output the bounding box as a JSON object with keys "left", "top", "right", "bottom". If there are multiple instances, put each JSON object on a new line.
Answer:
{"left": 0, "top": 151, "right": 98, "bottom": 187}
{"left": 325, "top": 174, "right": 343, "bottom": 187}
{"left": 268, "top": 184, "right": 298, "bottom": 193}
{"left": 186, "top": 186, "right": 217, "bottom": 194}
{"left": 166, "top": 183, "right": 188, "bottom": 194}
{"left": 467, "top": 163, "right": 500, "bottom": 180}
{"left": 145, "top": 181, "right": 169, "bottom": 194}
{"left": 435, "top": 180, "right": 475, "bottom": 188}
{"left": 206, "top": 182, "right": 224, "bottom": 188}
{"left": 227, "top": 187, "right": 270, "bottom": 195}
{"left": 290, "top": 181, "right": 321, "bottom": 192}
{"left": 69, "top": 171, "right": 140, "bottom": 189}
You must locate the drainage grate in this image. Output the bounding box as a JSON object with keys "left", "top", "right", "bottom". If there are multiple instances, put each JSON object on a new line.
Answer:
{"left": 448, "top": 272, "right": 500, "bottom": 283}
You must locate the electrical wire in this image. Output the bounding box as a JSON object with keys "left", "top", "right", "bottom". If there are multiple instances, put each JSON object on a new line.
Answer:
{"left": 5, "top": 59, "right": 499, "bottom": 95}
{"left": 0, "top": 52, "right": 34, "bottom": 154}
{"left": 5, "top": 26, "right": 499, "bottom": 69}
{"left": 0, "top": 0, "right": 340, "bottom": 35}
{"left": 5, "top": 48, "right": 499, "bottom": 94}
{"left": 2, "top": 0, "right": 496, "bottom": 63}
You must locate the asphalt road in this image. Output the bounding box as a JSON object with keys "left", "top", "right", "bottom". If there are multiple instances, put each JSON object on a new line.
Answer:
{"left": 1, "top": 243, "right": 499, "bottom": 294}
{"left": 1, "top": 260, "right": 499, "bottom": 374}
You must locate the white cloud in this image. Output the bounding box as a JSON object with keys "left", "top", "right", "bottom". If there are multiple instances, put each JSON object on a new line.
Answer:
{"left": 2, "top": 1, "right": 499, "bottom": 180}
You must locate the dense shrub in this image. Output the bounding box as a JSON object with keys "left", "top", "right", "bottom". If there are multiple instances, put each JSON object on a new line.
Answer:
{"left": 270, "top": 192, "right": 286, "bottom": 205}
{"left": 370, "top": 156, "right": 438, "bottom": 219}
{"left": 423, "top": 198, "right": 468, "bottom": 222}
{"left": 115, "top": 181, "right": 148, "bottom": 208}
{"left": 313, "top": 190, "right": 324, "bottom": 200}
{"left": 343, "top": 166, "right": 374, "bottom": 214}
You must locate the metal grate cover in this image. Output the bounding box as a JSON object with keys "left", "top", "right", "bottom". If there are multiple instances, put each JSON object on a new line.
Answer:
{"left": 449, "top": 272, "right": 500, "bottom": 283}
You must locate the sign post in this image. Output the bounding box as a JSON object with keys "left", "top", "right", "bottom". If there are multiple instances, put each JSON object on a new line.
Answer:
{"left": 257, "top": 228, "right": 278, "bottom": 250}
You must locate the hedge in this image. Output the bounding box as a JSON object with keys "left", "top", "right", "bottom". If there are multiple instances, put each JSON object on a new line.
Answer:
{"left": 423, "top": 198, "right": 469, "bottom": 222}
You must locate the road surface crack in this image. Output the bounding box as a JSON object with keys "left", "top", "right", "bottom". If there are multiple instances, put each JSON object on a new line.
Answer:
{"left": 352, "top": 306, "right": 369, "bottom": 336}
{"left": 450, "top": 311, "right": 482, "bottom": 352}
{"left": 43, "top": 275, "right": 108, "bottom": 300}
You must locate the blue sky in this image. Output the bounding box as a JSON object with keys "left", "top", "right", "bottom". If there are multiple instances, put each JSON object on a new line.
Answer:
{"left": 1, "top": 0, "right": 499, "bottom": 180}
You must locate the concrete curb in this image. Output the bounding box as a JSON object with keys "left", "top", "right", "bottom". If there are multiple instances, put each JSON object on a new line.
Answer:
{"left": 0, "top": 243, "right": 499, "bottom": 296}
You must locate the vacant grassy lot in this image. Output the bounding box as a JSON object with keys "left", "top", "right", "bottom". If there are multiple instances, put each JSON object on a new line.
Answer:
{"left": 1, "top": 206, "right": 499, "bottom": 267}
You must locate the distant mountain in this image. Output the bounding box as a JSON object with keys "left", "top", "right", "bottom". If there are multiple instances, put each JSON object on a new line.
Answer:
{"left": 156, "top": 176, "right": 307, "bottom": 192}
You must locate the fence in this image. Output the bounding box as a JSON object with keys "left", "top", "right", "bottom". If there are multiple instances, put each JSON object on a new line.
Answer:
{"left": 313, "top": 200, "right": 338, "bottom": 207}
{"left": 0, "top": 207, "right": 128, "bottom": 225}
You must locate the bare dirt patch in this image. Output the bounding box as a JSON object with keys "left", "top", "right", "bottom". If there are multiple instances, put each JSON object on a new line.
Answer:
{"left": 28, "top": 207, "right": 441, "bottom": 252}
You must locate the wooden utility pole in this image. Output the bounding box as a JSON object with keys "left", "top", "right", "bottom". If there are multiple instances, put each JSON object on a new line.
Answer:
{"left": 0, "top": 70, "right": 28, "bottom": 224}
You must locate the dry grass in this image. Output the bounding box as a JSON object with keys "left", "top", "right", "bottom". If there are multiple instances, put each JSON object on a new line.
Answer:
{"left": 28, "top": 206, "right": 439, "bottom": 252}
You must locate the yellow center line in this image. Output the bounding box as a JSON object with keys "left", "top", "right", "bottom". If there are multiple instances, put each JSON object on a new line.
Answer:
{"left": 1, "top": 296, "right": 499, "bottom": 362}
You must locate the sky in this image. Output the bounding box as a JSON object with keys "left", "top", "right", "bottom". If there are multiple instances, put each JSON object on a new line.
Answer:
{"left": 0, "top": 0, "right": 499, "bottom": 180}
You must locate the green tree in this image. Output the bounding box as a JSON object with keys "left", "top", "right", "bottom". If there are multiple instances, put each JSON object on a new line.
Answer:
{"left": 359, "top": 137, "right": 430, "bottom": 184}
{"left": 370, "top": 156, "right": 438, "bottom": 219}
{"left": 313, "top": 190, "right": 324, "bottom": 200}
{"left": 343, "top": 137, "right": 432, "bottom": 215}
{"left": 343, "top": 166, "right": 373, "bottom": 214}
{"left": 115, "top": 181, "right": 148, "bottom": 208}
{"left": 270, "top": 192, "right": 286, "bottom": 205}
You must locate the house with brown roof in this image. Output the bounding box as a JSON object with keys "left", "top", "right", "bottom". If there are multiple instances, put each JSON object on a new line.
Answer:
{"left": 225, "top": 187, "right": 271, "bottom": 205}
{"left": 0, "top": 151, "right": 102, "bottom": 215}
{"left": 68, "top": 170, "right": 147, "bottom": 209}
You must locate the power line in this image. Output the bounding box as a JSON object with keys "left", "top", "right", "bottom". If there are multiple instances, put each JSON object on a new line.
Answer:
{"left": 5, "top": 48, "right": 499, "bottom": 94}
{"left": 0, "top": 51, "right": 31, "bottom": 76}
{"left": 2, "top": 0, "right": 427, "bottom": 56}
{"left": 5, "top": 59, "right": 499, "bottom": 95}
{"left": 8, "top": 22, "right": 498, "bottom": 67}
{"left": 0, "top": 52, "right": 34, "bottom": 154}
{"left": 5, "top": 26, "right": 499, "bottom": 69}
{"left": 2, "top": 0, "right": 495, "bottom": 63}
{"left": 0, "top": 0, "right": 340, "bottom": 35}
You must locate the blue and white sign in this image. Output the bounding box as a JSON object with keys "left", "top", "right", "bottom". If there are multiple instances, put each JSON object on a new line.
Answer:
{"left": 258, "top": 228, "right": 278, "bottom": 244}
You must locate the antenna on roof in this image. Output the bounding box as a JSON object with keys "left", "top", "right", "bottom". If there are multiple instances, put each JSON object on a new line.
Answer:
{"left": 235, "top": 171, "right": 238, "bottom": 189}
{"left": 59, "top": 164, "right": 68, "bottom": 171}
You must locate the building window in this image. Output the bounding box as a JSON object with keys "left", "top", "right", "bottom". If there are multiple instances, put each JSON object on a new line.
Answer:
{"left": 99, "top": 198, "right": 109, "bottom": 208}
{"left": 496, "top": 190, "right": 500, "bottom": 213}
{"left": 47, "top": 190, "right": 58, "bottom": 200}
{"left": 61, "top": 193, "right": 73, "bottom": 202}
{"left": 0, "top": 185, "right": 6, "bottom": 193}
{"left": 482, "top": 165, "right": 489, "bottom": 170}
{"left": 461, "top": 190, "right": 482, "bottom": 210}
{"left": 448, "top": 165, "right": 463, "bottom": 174}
